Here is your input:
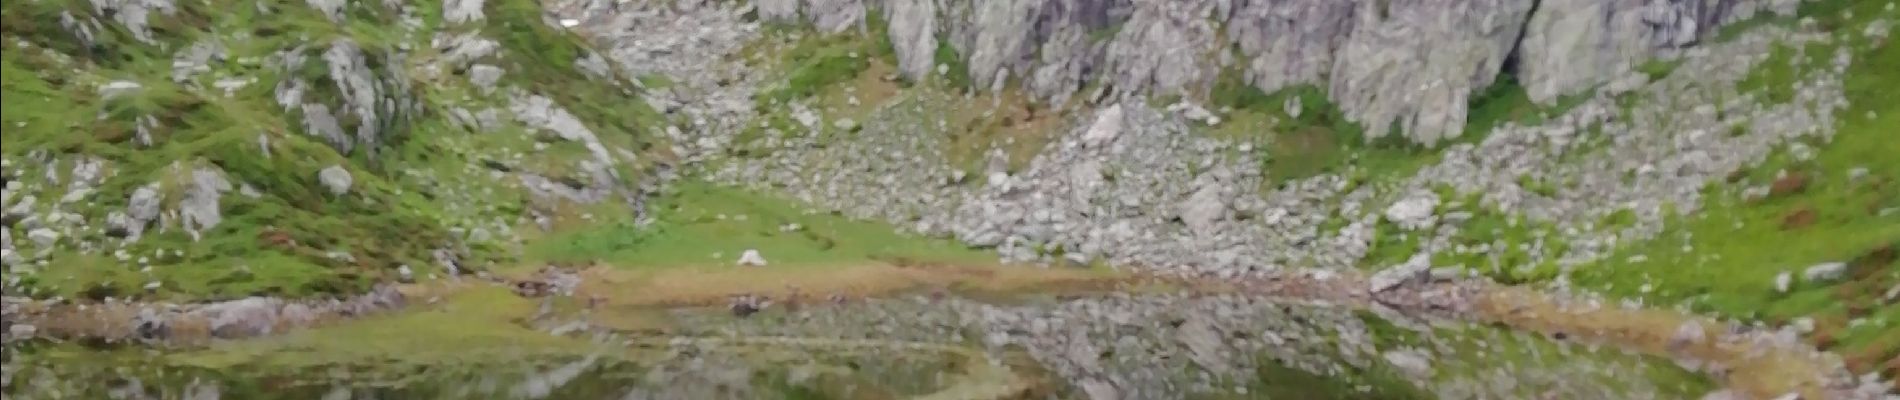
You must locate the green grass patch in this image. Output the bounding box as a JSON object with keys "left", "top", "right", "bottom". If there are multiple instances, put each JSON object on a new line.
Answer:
{"left": 1204, "top": 70, "right": 1433, "bottom": 188}
{"left": 1636, "top": 58, "right": 1685, "bottom": 81}
{"left": 753, "top": 32, "right": 878, "bottom": 106}
{"left": 526, "top": 181, "right": 991, "bottom": 268}
{"left": 932, "top": 40, "right": 972, "bottom": 91}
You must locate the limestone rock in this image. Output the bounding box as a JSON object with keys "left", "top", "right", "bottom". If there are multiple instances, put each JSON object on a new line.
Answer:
{"left": 179, "top": 166, "right": 232, "bottom": 241}
{"left": 444, "top": 0, "right": 485, "bottom": 24}
{"left": 1383, "top": 193, "right": 1440, "bottom": 231}
{"left": 737, "top": 249, "right": 768, "bottom": 267}
{"left": 1381, "top": 349, "right": 1434, "bottom": 379}
{"left": 884, "top": 0, "right": 939, "bottom": 81}
{"left": 1802, "top": 262, "right": 1847, "bottom": 282}
{"left": 1331, "top": 0, "right": 1536, "bottom": 146}
{"left": 1370, "top": 252, "right": 1432, "bottom": 293}
{"left": 317, "top": 165, "right": 353, "bottom": 195}
{"left": 98, "top": 81, "right": 143, "bottom": 100}
{"left": 469, "top": 64, "right": 505, "bottom": 92}
{"left": 26, "top": 229, "right": 59, "bottom": 248}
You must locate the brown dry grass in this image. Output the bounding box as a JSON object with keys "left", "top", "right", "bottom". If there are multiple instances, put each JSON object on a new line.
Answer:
{"left": 941, "top": 86, "right": 1075, "bottom": 173}
{"left": 570, "top": 261, "right": 1129, "bottom": 309}
{"left": 813, "top": 59, "right": 904, "bottom": 118}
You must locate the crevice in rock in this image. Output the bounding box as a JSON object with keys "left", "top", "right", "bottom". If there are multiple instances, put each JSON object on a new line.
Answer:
{"left": 1499, "top": 0, "right": 1543, "bottom": 87}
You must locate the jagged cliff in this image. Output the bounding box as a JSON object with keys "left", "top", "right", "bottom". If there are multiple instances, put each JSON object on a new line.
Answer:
{"left": 751, "top": 0, "right": 1801, "bottom": 145}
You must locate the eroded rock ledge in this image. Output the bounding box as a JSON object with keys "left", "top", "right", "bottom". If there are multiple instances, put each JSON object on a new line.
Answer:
{"left": 751, "top": 0, "right": 1802, "bottom": 145}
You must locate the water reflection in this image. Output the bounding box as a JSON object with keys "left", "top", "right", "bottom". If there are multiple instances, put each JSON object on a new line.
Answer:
{"left": 0, "top": 349, "right": 913, "bottom": 400}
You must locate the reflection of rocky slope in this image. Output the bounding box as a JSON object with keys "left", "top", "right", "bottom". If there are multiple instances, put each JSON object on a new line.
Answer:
{"left": 757, "top": 0, "right": 1800, "bottom": 145}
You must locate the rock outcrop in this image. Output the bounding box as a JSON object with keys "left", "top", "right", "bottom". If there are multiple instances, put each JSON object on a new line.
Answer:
{"left": 757, "top": 0, "right": 1804, "bottom": 145}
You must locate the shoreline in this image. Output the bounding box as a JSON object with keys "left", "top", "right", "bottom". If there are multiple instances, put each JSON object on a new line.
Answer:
{"left": 1, "top": 265, "right": 1888, "bottom": 399}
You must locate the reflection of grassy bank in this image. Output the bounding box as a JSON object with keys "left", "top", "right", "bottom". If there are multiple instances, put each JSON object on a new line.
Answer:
{"left": 176, "top": 285, "right": 603, "bottom": 368}
{"left": 4, "top": 348, "right": 940, "bottom": 400}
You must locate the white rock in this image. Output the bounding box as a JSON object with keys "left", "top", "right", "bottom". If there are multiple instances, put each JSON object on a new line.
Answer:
{"left": 318, "top": 165, "right": 353, "bottom": 195}
{"left": 1669, "top": 321, "right": 1706, "bottom": 349}
{"left": 1383, "top": 194, "right": 1440, "bottom": 231}
{"left": 1381, "top": 350, "right": 1434, "bottom": 379}
{"left": 1774, "top": 271, "right": 1794, "bottom": 293}
{"left": 559, "top": 19, "right": 580, "bottom": 28}
{"left": 1790, "top": 317, "right": 1815, "bottom": 333}
{"left": 98, "top": 81, "right": 143, "bottom": 99}
{"left": 1081, "top": 104, "right": 1125, "bottom": 147}
{"left": 1802, "top": 262, "right": 1847, "bottom": 282}
{"left": 0, "top": 249, "right": 21, "bottom": 267}
{"left": 1370, "top": 252, "right": 1432, "bottom": 293}
{"left": 26, "top": 228, "right": 58, "bottom": 248}
{"left": 832, "top": 118, "right": 859, "bottom": 131}
{"left": 736, "top": 249, "right": 768, "bottom": 267}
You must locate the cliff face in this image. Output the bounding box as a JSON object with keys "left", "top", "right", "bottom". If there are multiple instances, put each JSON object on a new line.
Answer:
{"left": 755, "top": 0, "right": 1801, "bottom": 145}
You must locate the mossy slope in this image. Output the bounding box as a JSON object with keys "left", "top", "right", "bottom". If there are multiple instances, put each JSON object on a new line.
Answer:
{"left": 1, "top": 0, "right": 664, "bottom": 300}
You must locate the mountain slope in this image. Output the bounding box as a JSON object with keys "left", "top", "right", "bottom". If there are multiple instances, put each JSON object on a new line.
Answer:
{"left": 0, "top": 0, "right": 667, "bottom": 299}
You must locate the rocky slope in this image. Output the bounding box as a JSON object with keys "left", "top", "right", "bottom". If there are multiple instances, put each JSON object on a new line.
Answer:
{"left": 752, "top": 0, "right": 1803, "bottom": 145}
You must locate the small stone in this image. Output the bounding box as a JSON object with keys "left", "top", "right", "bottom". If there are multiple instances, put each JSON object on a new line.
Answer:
{"left": 26, "top": 228, "right": 58, "bottom": 248}
{"left": 397, "top": 264, "right": 415, "bottom": 283}
{"left": 1383, "top": 194, "right": 1440, "bottom": 231}
{"left": 1381, "top": 350, "right": 1433, "bottom": 379}
{"left": 318, "top": 165, "right": 353, "bottom": 195}
{"left": 1668, "top": 321, "right": 1706, "bottom": 349}
{"left": 1790, "top": 317, "right": 1815, "bottom": 333}
{"left": 1370, "top": 252, "right": 1432, "bottom": 292}
{"left": 7, "top": 323, "right": 36, "bottom": 339}
{"left": 1774, "top": 271, "right": 1793, "bottom": 293}
{"left": 1846, "top": 167, "right": 1870, "bottom": 182}
{"left": 0, "top": 249, "right": 21, "bottom": 267}
{"left": 1802, "top": 262, "right": 1847, "bottom": 282}
{"left": 832, "top": 118, "right": 859, "bottom": 132}
{"left": 98, "top": 81, "right": 143, "bottom": 99}
{"left": 736, "top": 249, "right": 768, "bottom": 267}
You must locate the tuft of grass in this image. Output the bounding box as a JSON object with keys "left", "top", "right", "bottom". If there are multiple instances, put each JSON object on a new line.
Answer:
{"left": 1637, "top": 58, "right": 1685, "bottom": 81}
{"left": 754, "top": 33, "right": 876, "bottom": 106}
{"left": 932, "top": 40, "right": 972, "bottom": 91}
